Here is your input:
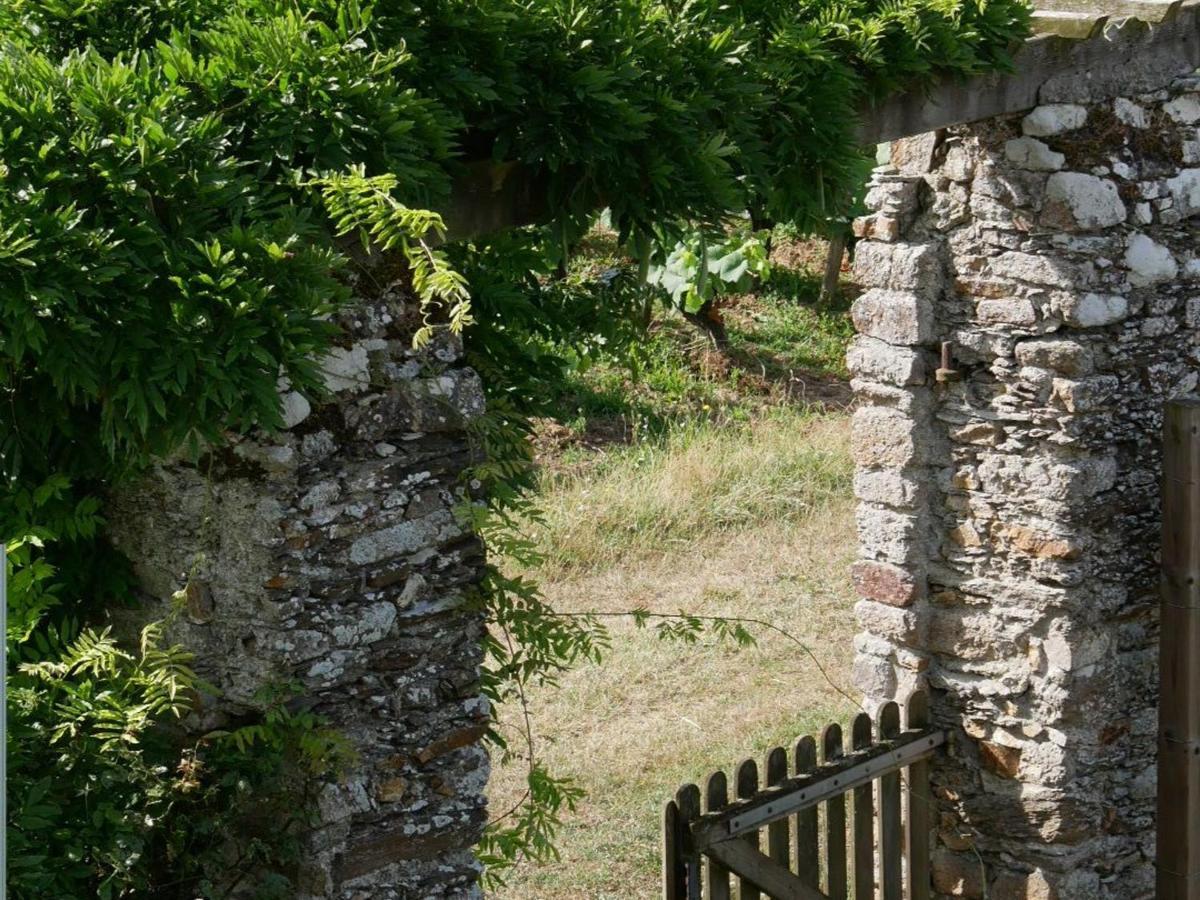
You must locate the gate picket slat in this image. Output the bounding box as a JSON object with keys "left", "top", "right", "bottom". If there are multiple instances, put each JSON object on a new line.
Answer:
{"left": 663, "top": 799, "right": 686, "bottom": 900}
{"left": 677, "top": 784, "right": 702, "bottom": 900}
{"left": 821, "top": 724, "right": 848, "bottom": 900}
{"left": 736, "top": 758, "right": 761, "bottom": 900}
{"left": 766, "top": 747, "right": 791, "bottom": 873}
{"left": 704, "top": 772, "right": 733, "bottom": 900}
{"left": 877, "top": 702, "right": 903, "bottom": 900}
{"left": 906, "top": 692, "right": 932, "bottom": 900}
{"left": 851, "top": 712, "right": 874, "bottom": 900}
{"left": 793, "top": 735, "right": 820, "bottom": 890}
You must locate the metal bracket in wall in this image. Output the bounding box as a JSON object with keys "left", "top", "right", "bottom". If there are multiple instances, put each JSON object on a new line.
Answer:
{"left": 935, "top": 341, "right": 961, "bottom": 383}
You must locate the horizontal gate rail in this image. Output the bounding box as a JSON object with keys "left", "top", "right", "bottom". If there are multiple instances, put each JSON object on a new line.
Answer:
{"left": 692, "top": 727, "right": 944, "bottom": 850}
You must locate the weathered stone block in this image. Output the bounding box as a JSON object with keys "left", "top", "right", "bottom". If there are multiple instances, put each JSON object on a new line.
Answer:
{"left": 932, "top": 848, "right": 986, "bottom": 898}
{"left": 854, "top": 598, "right": 921, "bottom": 644}
{"left": 942, "top": 143, "right": 976, "bottom": 182}
{"left": 322, "top": 344, "right": 372, "bottom": 393}
{"left": 891, "top": 131, "right": 940, "bottom": 174}
{"left": 851, "top": 288, "right": 935, "bottom": 346}
{"left": 1125, "top": 233, "right": 1178, "bottom": 286}
{"left": 853, "top": 467, "right": 924, "bottom": 509}
{"left": 852, "top": 213, "right": 901, "bottom": 242}
{"left": 1014, "top": 338, "right": 1093, "bottom": 376}
{"left": 990, "top": 869, "right": 1055, "bottom": 900}
{"left": 1114, "top": 97, "right": 1149, "bottom": 127}
{"left": 846, "top": 336, "right": 926, "bottom": 386}
{"left": 853, "top": 241, "right": 944, "bottom": 293}
{"left": 1042, "top": 173, "right": 1126, "bottom": 230}
{"left": 851, "top": 560, "right": 923, "bottom": 607}
{"left": 1058, "top": 292, "right": 1128, "bottom": 327}
{"left": 851, "top": 406, "right": 926, "bottom": 468}
{"left": 977, "top": 298, "right": 1038, "bottom": 327}
{"left": 988, "top": 251, "right": 1078, "bottom": 290}
{"left": 1050, "top": 376, "right": 1120, "bottom": 413}
{"left": 1004, "top": 137, "right": 1065, "bottom": 171}
{"left": 863, "top": 177, "right": 920, "bottom": 217}
{"left": 1164, "top": 94, "right": 1200, "bottom": 124}
{"left": 993, "top": 523, "right": 1081, "bottom": 560}
{"left": 1022, "top": 104, "right": 1088, "bottom": 137}
{"left": 1166, "top": 168, "right": 1200, "bottom": 217}
{"left": 856, "top": 503, "right": 923, "bottom": 564}
{"left": 852, "top": 651, "right": 896, "bottom": 697}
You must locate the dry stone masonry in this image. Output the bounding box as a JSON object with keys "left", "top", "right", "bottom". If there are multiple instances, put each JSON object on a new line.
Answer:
{"left": 108, "top": 282, "right": 490, "bottom": 899}
{"left": 850, "top": 74, "right": 1200, "bottom": 898}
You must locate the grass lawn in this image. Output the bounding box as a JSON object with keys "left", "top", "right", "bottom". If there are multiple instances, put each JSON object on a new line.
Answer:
{"left": 487, "top": 234, "right": 860, "bottom": 899}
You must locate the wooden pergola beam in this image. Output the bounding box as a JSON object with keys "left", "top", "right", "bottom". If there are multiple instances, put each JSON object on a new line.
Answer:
{"left": 439, "top": 0, "right": 1200, "bottom": 242}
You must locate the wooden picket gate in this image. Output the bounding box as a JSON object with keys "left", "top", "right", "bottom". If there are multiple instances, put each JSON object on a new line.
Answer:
{"left": 662, "top": 691, "right": 944, "bottom": 900}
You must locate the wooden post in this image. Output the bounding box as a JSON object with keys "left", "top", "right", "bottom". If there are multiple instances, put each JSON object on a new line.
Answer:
{"left": 819, "top": 233, "right": 847, "bottom": 305}
{"left": 1157, "top": 398, "right": 1200, "bottom": 900}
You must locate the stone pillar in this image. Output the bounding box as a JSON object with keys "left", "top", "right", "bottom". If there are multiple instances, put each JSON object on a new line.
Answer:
{"left": 108, "top": 289, "right": 490, "bottom": 898}
{"left": 849, "top": 75, "right": 1200, "bottom": 898}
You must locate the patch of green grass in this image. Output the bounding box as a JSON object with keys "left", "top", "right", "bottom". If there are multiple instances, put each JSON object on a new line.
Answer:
{"left": 527, "top": 229, "right": 856, "bottom": 448}
{"left": 726, "top": 285, "right": 856, "bottom": 380}
{"left": 526, "top": 408, "right": 852, "bottom": 578}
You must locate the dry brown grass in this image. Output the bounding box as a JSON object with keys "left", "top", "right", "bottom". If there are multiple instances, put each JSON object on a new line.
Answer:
{"left": 489, "top": 412, "right": 859, "bottom": 899}
{"left": 531, "top": 410, "right": 854, "bottom": 580}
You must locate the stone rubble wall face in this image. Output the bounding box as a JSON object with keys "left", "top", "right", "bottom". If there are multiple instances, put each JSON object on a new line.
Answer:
{"left": 850, "top": 75, "right": 1200, "bottom": 900}
{"left": 107, "top": 290, "right": 490, "bottom": 899}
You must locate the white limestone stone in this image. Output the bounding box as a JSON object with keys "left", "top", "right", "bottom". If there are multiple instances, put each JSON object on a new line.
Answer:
{"left": 1164, "top": 94, "right": 1200, "bottom": 125}
{"left": 1044, "top": 173, "right": 1126, "bottom": 229}
{"left": 1186, "top": 297, "right": 1200, "bottom": 327}
{"left": 280, "top": 390, "right": 312, "bottom": 429}
{"left": 1060, "top": 292, "right": 1128, "bottom": 327}
{"left": 1111, "top": 160, "right": 1136, "bottom": 180}
{"left": 1166, "top": 168, "right": 1200, "bottom": 217}
{"left": 942, "top": 143, "right": 975, "bottom": 182}
{"left": 1021, "top": 104, "right": 1088, "bottom": 137}
{"left": 1113, "top": 98, "right": 1149, "bottom": 128}
{"left": 321, "top": 344, "right": 371, "bottom": 393}
{"left": 1125, "top": 233, "right": 1178, "bottom": 286}
{"left": 1004, "top": 137, "right": 1065, "bottom": 171}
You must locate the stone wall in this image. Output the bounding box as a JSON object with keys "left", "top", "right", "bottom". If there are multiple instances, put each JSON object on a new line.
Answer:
{"left": 108, "top": 284, "right": 490, "bottom": 899}
{"left": 849, "top": 75, "right": 1200, "bottom": 898}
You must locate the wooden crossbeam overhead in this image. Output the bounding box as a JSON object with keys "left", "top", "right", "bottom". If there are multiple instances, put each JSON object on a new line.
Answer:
{"left": 440, "top": 0, "right": 1200, "bottom": 241}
